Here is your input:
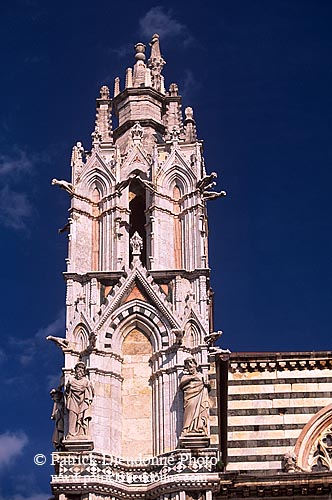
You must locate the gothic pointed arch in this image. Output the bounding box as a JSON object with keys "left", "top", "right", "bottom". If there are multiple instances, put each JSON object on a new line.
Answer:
{"left": 183, "top": 320, "right": 201, "bottom": 348}
{"left": 77, "top": 151, "right": 116, "bottom": 198}
{"left": 101, "top": 299, "right": 170, "bottom": 353}
{"left": 72, "top": 323, "right": 89, "bottom": 352}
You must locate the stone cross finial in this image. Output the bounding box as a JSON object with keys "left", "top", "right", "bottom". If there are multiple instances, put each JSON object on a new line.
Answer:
{"left": 130, "top": 231, "right": 143, "bottom": 262}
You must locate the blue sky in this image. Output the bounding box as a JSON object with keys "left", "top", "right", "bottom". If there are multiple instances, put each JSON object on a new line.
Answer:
{"left": 1, "top": 1, "right": 332, "bottom": 498}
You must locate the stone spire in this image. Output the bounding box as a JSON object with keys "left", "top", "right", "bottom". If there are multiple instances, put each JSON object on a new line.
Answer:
{"left": 148, "top": 33, "right": 166, "bottom": 93}
{"left": 164, "top": 83, "right": 183, "bottom": 139}
{"left": 92, "top": 85, "right": 113, "bottom": 146}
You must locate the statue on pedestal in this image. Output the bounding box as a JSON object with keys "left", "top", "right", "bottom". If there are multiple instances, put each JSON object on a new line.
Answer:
{"left": 179, "top": 357, "right": 210, "bottom": 437}
{"left": 65, "top": 362, "right": 94, "bottom": 439}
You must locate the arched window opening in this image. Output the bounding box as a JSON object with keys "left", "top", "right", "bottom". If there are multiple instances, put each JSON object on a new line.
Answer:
{"left": 92, "top": 186, "right": 100, "bottom": 270}
{"left": 129, "top": 179, "right": 146, "bottom": 265}
{"left": 173, "top": 185, "right": 182, "bottom": 268}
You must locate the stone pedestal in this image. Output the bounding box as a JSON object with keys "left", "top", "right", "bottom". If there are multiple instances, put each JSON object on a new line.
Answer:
{"left": 62, "top": 439, "right": 94, "bottom": 452}
{"left": 179, "top": 435, "right": 210, "bottom": 449}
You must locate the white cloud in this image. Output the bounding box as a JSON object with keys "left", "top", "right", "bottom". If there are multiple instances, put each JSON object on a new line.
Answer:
{"left": 0, "top": 494, "right": 48, "bottom": 500}
{"left": 34, "top": 309, "right": 65, "bottom": 341}
{"left": 47, "top": 373, "right": 62, "bottom": 390}
{"left": 139, "top": 6, "right": 193, "bottom": 46}
{"left": 0, "top": 432, "right": 28, "bottom": 468}
{"left": 8, "top": 309, "right": 65, "bottom": 365}
{"left": 181, "top": 69, "right": 201, "bottom": 100}
{"left": 0, "top": 185, "right": 34, "bottom": 231}
{"left": 0, "top": 349, "right": 6, "bottom": 363}
{"left": 0, "top": 150, "right": 33, "bottom": 177}
{"left": 109, "top": 43, "right": 132, "bottom": 59}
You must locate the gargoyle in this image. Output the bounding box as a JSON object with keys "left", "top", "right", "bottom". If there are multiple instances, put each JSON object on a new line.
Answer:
{"left": 202, "top": 190, "right": 226, "bottom": 200}
{"left": 204, "top": 331, "right": 223, "bottom": 347}
{"left": 46, "top": 336, "right": 70, "bottom": 351}
{"left": 196, "top": 172, "right": 218, "bottom": 191}
{"left": 115, "top": 172, "right": 155, "bottom": 194}
{"left": 51, "top": 178, "right": 74, "bottom": 195}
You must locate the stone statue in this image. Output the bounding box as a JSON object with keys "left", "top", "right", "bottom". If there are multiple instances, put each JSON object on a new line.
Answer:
{"left": 50, "top": 388, "right": 65, "bottom": 450}
{"left": 65, "top": 362, "right": 94, "bottom": 439}
{"left": 179, "top": 357, "right": 210, "bottom": 436}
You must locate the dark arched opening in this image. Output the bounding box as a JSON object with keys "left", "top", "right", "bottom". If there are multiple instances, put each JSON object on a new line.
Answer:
{"left": 129, "top": 178, "right": 146, "bottom": 266}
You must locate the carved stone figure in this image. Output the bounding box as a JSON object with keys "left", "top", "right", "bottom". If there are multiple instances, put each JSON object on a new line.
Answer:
{"left": 50, "top": 388, "right": 65, "bottom": 450}
{"left": 202, "top": 190, "right": 226, "bottom": 200}
{"left": 51, "top": 178, "right": 74, "bottom": 195}
{"left": 130, "top": 231, "right": 143, "bottom": 262}
{"left": 179, "top": 357, "right": 210, "bottom": 436}
{"left": 196, "top": 172, "right": 218, "bottom": 191}
{"left": 65, "top": 362, "right": 94, "bottom": 439}
{"left": 282, "top": 451, "right": 298, "bottom": 472}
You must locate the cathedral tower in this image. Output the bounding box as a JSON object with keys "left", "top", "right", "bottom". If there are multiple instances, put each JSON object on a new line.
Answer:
{"left": 49, "top": 34, "right": 226, "bottom": 500}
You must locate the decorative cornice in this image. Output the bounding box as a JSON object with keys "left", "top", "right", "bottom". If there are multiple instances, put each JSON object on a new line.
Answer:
{"left": 228, "top": 353, "right": 332, "bottom": 373}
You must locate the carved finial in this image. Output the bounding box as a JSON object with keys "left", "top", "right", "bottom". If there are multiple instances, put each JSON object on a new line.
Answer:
{"left": 135, "top": 42, "right": 146, "bottom": 62}
{"left": 125, "top": 68, "right": 133, "bottom": 88}
{"left": 148, "top": 33, "right": 166, "bottom": 93}
{"left": 169, "top": 83, "right": 179, "bottom": 96}
{"left": 184, "top": 106, "right": 197, "bottom": 143}
{"left": 130, "top": 231, "right": 143, "bottom": 263}
{"left": 185, "top": 107, "right": 194, "bottom": 120}
{"left": 92, "top": 86, "right": 112, "bottom": 147}
{"left": 71, "top": 141, "right": 84, "bottom": 167}
{"left": 71, "top": 141, "right": 85, "bottom": 183}
{"left": 114, "top": 77, "right": 120, "bottom": 97}
{"left": 133, "top": 43, "right": 146, "bottom": 87}
{"left": 100, "top": 85, "right": 110, "bottom": 99}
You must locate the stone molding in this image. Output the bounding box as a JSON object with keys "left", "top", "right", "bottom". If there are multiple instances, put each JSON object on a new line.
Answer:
{"left": 95, "top": 264, "right": 179, "bottom": 333}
